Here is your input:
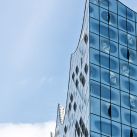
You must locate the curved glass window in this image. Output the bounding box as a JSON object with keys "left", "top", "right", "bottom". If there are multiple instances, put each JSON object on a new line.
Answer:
{"left": 127, "top": 20, "right": 135, "bottom": 35}
{"left": 118, "top": 2, "right": 126, "bottom": 17}
{"left": 127, "top": 34, "right": 136, "bottom": 50}
{"left": 90, "top": 64, "right": 100, "bottom": 82}
{"left": 130, "top": 64, "right": 137, "bottom": 80}
{"left": 119, "top": 30, "right": 127, "bottom": 46}
{"left": 100, "top": 8, "right": 117, "bottom": 27}
{"left": 101, "top": 84, "right": 110, "bottom": 102}
{"left": 131, "top": 111, "right": 137, "bottom": 128}
{"left": 100, "top": 22, "right": 108, "bottom": 38}
{"left": 90, "top": 97, "right": 100, "bottom": 115}
{"left": 127, "top": 7, "right": 135, "bottom": 21}
{"left": 120, "top": 60, "right": 129, "bottom": 77}
{"left": 90, "top": 80, "right": 100, "bottom": 98}
{"left": 111, "top": 88, "right": 120, "bottom": 106}
{"left": 100, "top": 37, "right": 118, "bottom": 57}
{"left": 100, "top": 52, "right": 109, "bottom": 69}
{"left": 89, "top": 33, "right": 99, "bottom": 50}
{"left": 120, "top": 75, "right": 129, "bottom": 93}
{"left": 109, "top": 26, "right": 118, "bottom": 42}
{"left": 130, "top": 79, "right": 137, "bottom": 96}
{"left": 121, "top": 92, "right": 130, "bottom": 109}
{"left": 121, "top": 107, "right": 130, "bottom": 125}
{"left": 110, "top": 56, "right": 119, "bottom": 73}
{"left": 101, "top": 68, "right": 110, "bottom": 86}
{"left": 100, "top": 0, "right": 109, "bottom": 9}
{"left": 90, "top": 48, "right": 99, "bottom": 65}
{"left": 90, "top": 18, "right": 99, "bottom": 34}
{"left": 109, "top": 0, "right": 117, "bottom": 14}
{"left": 90, "top": 114, "right": 101, "bottom": 133}
{"left": 101, "top": 118, "right": 111, "bottom": 136}
{"left": 89, "top": 3, "right": 99, "bottom": 20}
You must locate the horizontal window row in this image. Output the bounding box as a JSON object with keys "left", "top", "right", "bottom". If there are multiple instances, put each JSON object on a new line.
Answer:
{"left": 90, "top": 97, "right": 137, "bottom": 127}
{"left": 90, "top": 32, "right": 136, "bottom": 51}
{"left": 90, "top": 114, "right": 137, "bottom": 136}
{"left": 89, "top": 0, "right": 137, "bottom": 22}
{"left": 90, "top": 66, "right": 137, "bottom": 95}
{"left": 89, "top": 18, "right": 137, "bottom": 43}
{"left": 90, "top": 80, "right": 137, "bottom": 113}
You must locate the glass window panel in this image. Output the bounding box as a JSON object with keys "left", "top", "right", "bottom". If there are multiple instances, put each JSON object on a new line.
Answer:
{"left": 90, "top": 33, "right": 99, "bottom": 49}
{"left": 122, "top": 125, "right": 130, "bottom": 137}
{"left": 100, "top": 22, "right": 108, "bottom": 38}
{"left": 90, "top": 18, "right": 99, "bottom": 34}
{"left": 90, "top": 0, "right": 99, "bottom": 5}
{"left": 100, "top": 52, "right": 109, "bottom": 69}
{"left": 109, "top": 26, "right": 118, "bottom": 42}
{"left": 100, "top": 37, "right": 110, "bottom": 54}
{"left": 109, "top": 0, "right": 117, "bottom": 14}
{"left": 110, "top": 71, "right": 119, "bottom": 88}
{"left": 90, "top": 80, "right": 100, "bottom": 98}
{"left": 90, "top": 48, "right": 100, "bottom": 65}
{"left": 127, "top": 20, "right": 135, "bottom": 35}
{"left": 90, "top": 64, "right": 100, "bottom": 82}
{"left": 100, "top": 37, "right": 118, "bottom": 57}
{"left": 119, "top": 30, "right": 127, "bottom": 46}
{"left": 110, "top": 56, "right": 119, "bottom": 73}
{"left": 120, "top": 75, "right": 129, "bottom": 93}
{"left": 101, "top": 84, "right": 110, "bottom": 102}
{"left": 100, "top": 0, "right": 109, "bottom": 9}
{"left": 127, "top": 34, "right": 136, "bottom": 50}
{"left": 120, "top": 60, "right": 129, "bottom": 77}
{"left": 121, "top": 107, "right": 130, "bottom": 125}
{"left": 111, "top": 88, "right": 120, "bottom": 106}
{"left": 90, "top": 114, "right": 101, "bottom": 133}
{"left": 101, "top": 68, "right": 110, "bottom": 86}
{"left": 130, "top": 94, "right": 137, "bottom": 111}
{"left": 118, "top": 16, "right": 127, "bottom": 32}
{"left": 90, "top": 97, "right": 100, "bottom": 115}
{"left": 89, "top": 33, "right": 99, "bottom": 49}
{"left": 112, "top": 121, "right": 121, "bottom": 137}
{"left": 127, "top": 7, "right": 135, "bottom": 21}
{"left": 90, "top": 3, "right": 99, "bottom": 20}
{"left": 121, "top": 91, "right": 130, "bottom": 109}
{"left": 131, "top": 111, "right": 137, "bottom": 128}
{"left": 130, "top": 79, "right": 137, "bottom": 96}
{"left": 118, "top": 2, "right": 126, "bottom": 17}
{"left": 130, "top": 64, "right": 137, "bottom": 80}
{"left": 101, "top": 118, "right": 111, "bottom": 136}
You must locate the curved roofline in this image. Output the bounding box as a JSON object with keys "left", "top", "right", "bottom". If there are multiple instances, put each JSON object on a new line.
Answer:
{"left": 55, "top": 0, "right": 88, "bottom": 127}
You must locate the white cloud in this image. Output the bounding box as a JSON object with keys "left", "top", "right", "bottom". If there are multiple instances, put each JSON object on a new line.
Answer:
{"left": 0, "top": 121, "right": 55, "bottom": 137}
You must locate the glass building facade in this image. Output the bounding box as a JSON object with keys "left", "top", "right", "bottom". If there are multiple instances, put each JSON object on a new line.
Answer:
{"left": 55, "top": 0, "right": 137, "bottom": 137}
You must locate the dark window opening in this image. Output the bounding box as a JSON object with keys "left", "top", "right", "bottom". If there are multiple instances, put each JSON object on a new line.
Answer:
{"left": 84, "top": 34, "right": 88, "bottom": 44}
{"left": 69, "top": 103, "right": 71, "bottom": 111}
{"left": 73, "top": 102, "right": 77, "bottom": 111}
{"left": 79, "top": 73, "right": 86, "bottom": 87}
{"left": 108, "top": 13, "right": 110, "bottom": 23}
{"left": 108, "top": 105, "right": 112, "bottom": 117}
{"left": 64, "top": 126, "right": 67, "bottom": 134}
{"left": 130, "top": 129, "right": 133, "bottom": 137}
{"left": 70, "top": 94, "right": 73, "bottom": 102}
{"left": 75, "top": 79, "right": 79, "bottom": 88}
{"left": 84, "top": 64, "right": 88, "bottom": 74}
{"left": 72, "top": 72, "right": 75, "bottom": 81}
{"left": 127, "top": 49, "right": 130, "bottom": 60}
{"left": 76, "top": 66, "right": 79, "bottom": 75}
{"left": 85, "top": 128, "right": 88, "bottom": 137}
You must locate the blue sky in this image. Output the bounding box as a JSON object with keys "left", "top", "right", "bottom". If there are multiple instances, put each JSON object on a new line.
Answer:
{"left": 0, "top": 0, "right": 137, "bottom": 124}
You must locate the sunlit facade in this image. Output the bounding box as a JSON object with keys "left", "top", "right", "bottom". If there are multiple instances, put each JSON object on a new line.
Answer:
{"left": 55, "top": 0, "right": 137, "bottom": 136}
